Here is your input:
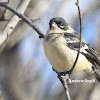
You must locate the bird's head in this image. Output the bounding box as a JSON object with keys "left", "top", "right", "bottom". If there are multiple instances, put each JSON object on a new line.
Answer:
{"left": 49, "top": 17, "right": 68, "bottom": 30}
{"left": 48, "top": 17, "right": 75, "bottom": 34}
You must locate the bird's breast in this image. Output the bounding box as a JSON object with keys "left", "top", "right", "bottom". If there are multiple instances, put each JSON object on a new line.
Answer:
{"left": 43, "top": 34, "right": 92, "bottom": 72}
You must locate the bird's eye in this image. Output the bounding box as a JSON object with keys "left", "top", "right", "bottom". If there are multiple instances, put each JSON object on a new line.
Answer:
{"left": 58, "top": 22, "right": 65, "bottom": 29}
{"left": 57, "top": 22, "right": 63, "bottom": 26}
{"left": 60, "top": 25, "right": 65, "bottom": 29}
{"left": 60, "top": 22, "right": 63, "bottom": 26}
{"left": 55, "top": 21, "right": 66, "bottom": 29}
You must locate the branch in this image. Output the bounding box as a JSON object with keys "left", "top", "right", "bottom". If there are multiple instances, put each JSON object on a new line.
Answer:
{"left": 0, "top": 0, "right": 10, "bottom": 21}
{"left": 0, "top": 90, "right": 4, "bottom": 100}
{"left": 57, "top": 73, "right": 71, "bottom": 100}
{"left": 0, "top": 2, "right": 44, "bottom": 38}
{"left": 0, "top": 0, "right": 31, "bottom": 52}
{"left": 56, "top": 0, "right": 83, "bottom": 100}
{"left": 69, "top": 0, "right": 83, "bottom": 74}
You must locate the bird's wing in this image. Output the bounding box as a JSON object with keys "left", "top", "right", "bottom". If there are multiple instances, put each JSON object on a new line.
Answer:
{"left": 64, "top": 33, "right": 100, "bottom": 66}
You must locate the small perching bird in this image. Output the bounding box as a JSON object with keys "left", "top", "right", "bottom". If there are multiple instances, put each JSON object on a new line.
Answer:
{"left": 43, "top": 17, "right": 100, "bottom": 82}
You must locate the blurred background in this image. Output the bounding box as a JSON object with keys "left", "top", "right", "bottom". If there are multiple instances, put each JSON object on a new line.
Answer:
{"left": 0, "top": 0, "right": 100, "bottom": 100}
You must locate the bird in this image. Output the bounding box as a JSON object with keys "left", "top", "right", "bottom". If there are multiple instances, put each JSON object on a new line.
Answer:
{"left": 43, "top": 17, "right": 100, "bottom": 82}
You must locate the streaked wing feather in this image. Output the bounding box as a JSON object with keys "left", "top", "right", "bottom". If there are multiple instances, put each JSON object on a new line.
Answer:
{"left": 64, "top": 33, "right": 100, "bottom": 65}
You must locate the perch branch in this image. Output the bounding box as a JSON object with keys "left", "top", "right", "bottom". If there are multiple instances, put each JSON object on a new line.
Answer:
{"left": 57, "top": 73, "right": 71, "bottom": 100}
{"left": 69, "top": 0, "right": 83, "bottom": 74}
{"left": 56, "top": 0, "right": 83, "bottom": 100}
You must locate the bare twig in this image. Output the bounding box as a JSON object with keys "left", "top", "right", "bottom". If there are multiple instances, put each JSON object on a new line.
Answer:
{"left": 56, "top": 0, "right": 83, "bottom": 100}
{"left": 53, "top": 68, "right": 71, "bottom": 100}
{"left": 0, "top": 2, "right": 44, "bottom": 38}
{"left": 69, "top": 0, "right": 83, "bottom": 74}
{"left": 57, "top": 74, "right": 71, "bottom": 100}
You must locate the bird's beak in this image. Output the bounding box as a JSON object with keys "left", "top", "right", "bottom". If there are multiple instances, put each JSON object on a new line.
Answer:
{"left": 51, "top": 22, "right": 57, "bottom": 30}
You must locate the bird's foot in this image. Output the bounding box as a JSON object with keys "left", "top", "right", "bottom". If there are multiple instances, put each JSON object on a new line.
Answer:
{"left": 57, "top": 72, "right": 72, "bottom": 85}
{"left": 52, "top": 68, "right": 72, "bottom": 85}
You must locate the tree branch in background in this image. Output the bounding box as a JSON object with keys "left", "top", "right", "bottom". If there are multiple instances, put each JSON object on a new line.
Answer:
{"left": 0, "top": 2, "right": 44, "bottom": 39}
{"left": 57, "top": 0, "right": 83, "bottom": 100}
{"left": 0, "top": 0, "right": 31, "bottom": 52}
{"left": 0, "top": 91, "right": 4, "bottom": 100}
{"left": 0, "top": 0, "right": 10, "bottom": 21}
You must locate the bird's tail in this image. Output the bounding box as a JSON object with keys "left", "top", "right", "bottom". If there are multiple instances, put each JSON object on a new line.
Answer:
{"left": 96, "top": 77, "right": 100, "bottom": 83}
{"left": 95, "top": 71, "right": 100, "bottom": 83}
{"left": 92, "top": 66, "right": 100, "bottom": 83}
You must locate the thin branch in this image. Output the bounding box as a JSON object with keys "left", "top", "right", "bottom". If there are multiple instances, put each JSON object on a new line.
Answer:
{"left": 0, "top": 2, "right": 44, "bottom": 38}
{"left": 57, "top": 74, "right": 71, "bottom": 100}
{"left": 56, "top": 0, "right": 83, "bottom": 100}
{"left": 69, "top": 0, "right": 83, "bottom": 74}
